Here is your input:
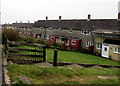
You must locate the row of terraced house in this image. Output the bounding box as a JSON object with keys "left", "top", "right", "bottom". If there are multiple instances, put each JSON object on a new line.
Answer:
{"left": 4, "top": 14, "right": 120, "bottom": 61}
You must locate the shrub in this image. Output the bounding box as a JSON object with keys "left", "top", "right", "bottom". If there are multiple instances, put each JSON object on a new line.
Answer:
{"left": 57, "top": 43, "right": 67, "bottom": 51}
{"left": 70, "top": 47, "right": 78, "bottom": 52}
{"left": 88, "top": 45, "right": 94, "bottom": 54}
{"left": 25, "top": 36, "right": 35, "bottom": 43}
{"left": 44, "top": 40, "right": 53, "bottom": 48}
{"left": 36, "top": 39, "right": 45, "bottom": 44}
{"left": 2, "top": 34, "right": 7, "bottom": 44}
{"left": 2, "top": 28, "right": 20, "bottom": 41}
{"left": 83, "top": 46, "right": 94, "bottom": 54}
{"left": 52, "top": 42, "right": 58, "bottom": 48}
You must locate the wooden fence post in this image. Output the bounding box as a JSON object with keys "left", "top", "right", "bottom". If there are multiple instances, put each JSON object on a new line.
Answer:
{"left": 43, "top": 46, "right": 46, "bottom": 62}
{"left": 53, "top": 49, "right": 58, "bottom": 67}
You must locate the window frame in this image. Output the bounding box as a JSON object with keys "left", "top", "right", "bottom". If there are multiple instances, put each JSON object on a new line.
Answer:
{"left": 81, "top": 29, "right": 90, "bottom": 35}
{"left": 48, "top": 28, "right": 53, "bottom": 31}
{"left": 59, "top": 28, "right": 62, "bottom": 32}
{"left": 114, "top": 47, "right": 120, "bottom": 54}
{"left": 69, "top": 29, "right": 73, "bottom": 33}
{"left": 86, "top": 41, "right": 93, "bottom": 47}
{"left": 41, "top": 34, "right": 45, "bottom": 38}
{"left": 71, "top": 40, "right": 76, "bottom": 45}
{"left": 96, "top": 43, "right": 102, "bottom": 50}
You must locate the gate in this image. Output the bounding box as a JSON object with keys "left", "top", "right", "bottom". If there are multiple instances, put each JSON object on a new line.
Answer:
{"left": 8, "top": 42, "right": 46, "bottom": 64}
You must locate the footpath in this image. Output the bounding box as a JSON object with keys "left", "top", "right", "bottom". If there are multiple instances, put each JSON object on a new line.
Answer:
{"left": 0, "top": 45, "right": 2, "bottom": 86}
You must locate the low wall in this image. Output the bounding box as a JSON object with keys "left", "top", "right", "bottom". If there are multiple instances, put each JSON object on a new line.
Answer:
{"left": 2, "top": 45, "right": 11, "bottom": 85}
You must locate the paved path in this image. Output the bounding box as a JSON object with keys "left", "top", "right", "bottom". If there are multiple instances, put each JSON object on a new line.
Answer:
{"left": 0, "top": 45, "right": 2, "bottom": 85}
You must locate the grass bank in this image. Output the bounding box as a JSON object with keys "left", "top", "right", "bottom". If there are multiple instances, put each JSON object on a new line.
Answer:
{"left": 10, "top": 46, "right": 119, "bottom": 66}
{"left": 7, "top": 65, "right": 119, "bottom": 84}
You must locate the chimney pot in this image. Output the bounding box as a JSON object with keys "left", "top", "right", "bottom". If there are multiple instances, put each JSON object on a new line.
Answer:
{"left": 88, "top": 14, "right": 91, "bottom": 19}
{"left": 118, "top": 12, "right": 120, "bottom": 19}
{"left": 46, "top": 16, "right": 48, "bottom": 21}
{"left": 59, "top": 16, "right": 61, "bottom": 21}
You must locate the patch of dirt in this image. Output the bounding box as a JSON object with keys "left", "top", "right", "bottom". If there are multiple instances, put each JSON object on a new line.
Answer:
{"left": 8, "top": 61, "right": 14, "bottom": 65}
{"left": 97, "top": 76, "right": 118, "bottom": 79}
{"left": 19, "top": 76, "right": 31, "bottom": 84}
{"left": 90, "top": 65, "right": 103, "bottom": 68}
{"left": 34, "top": 62, "right": 53, "bottom": 67}
{"left": 65, "top": 64, "right": 84, "bottom": 68}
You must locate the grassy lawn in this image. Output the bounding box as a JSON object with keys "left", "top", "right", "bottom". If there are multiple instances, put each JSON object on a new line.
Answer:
{"left": 7, "top": 65, "right": 119, "bottom": 84}
{"left": 10, "top": 45, "right": 119, "bottom": 66}
{"left": 46, "top": 48, "right": 119, "bottom": 66}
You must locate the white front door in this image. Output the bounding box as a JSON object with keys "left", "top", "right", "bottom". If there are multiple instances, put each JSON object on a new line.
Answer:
{"left": 37, "top": 35, "right": 40, "bottom": 38}
{"left": 102, "top": 44, "right": 109, "bottom": 58}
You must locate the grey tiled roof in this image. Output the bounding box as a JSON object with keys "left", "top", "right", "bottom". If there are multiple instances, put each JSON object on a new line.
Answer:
{"left": 33, "top": 19, "right": 119, "bottom": 31}
{"left": 12, "top": 23, "right": 34, "bottom": 28}
{"left": 103, "top": 39, "right": 120, "bottom": 45}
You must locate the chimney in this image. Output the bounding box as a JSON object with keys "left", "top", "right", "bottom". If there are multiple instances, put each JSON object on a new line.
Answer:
{"left": 28, "top": 21, "right": 30, "bottom": 23}
{"left": 46, "top": 16, "right": 48, "bottom": 21}
{"left": 88, "top": 14, "right": 91, "bottom": 19}
{"left": 34, "top": 21, "right": 36, "bottom": 23}
{"left": 16, "top": 21, "right": 17, "bottom": 23}
{"left": 59, "top": 16, "right": 61, "bottom": 21}
{"left": 20, "top": 21, "right": 22, "bottom": 23}
{"left": 118, "top": 12, "right": 120, "bottom": 19}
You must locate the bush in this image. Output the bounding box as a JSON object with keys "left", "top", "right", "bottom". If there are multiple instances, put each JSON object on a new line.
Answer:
{"left": 44, "top": 40, "right": 53, "bottom": 48}
{"left": 88, "top": 46, "right": 94, "bottom": 54}
{"left": 25, "top": 36, "right": 35, "bottom": 43}
{"left": 70, "top": 47, "right": 78, "bottom": 52}
{"left": 52, "top": 42, "right": 58, "bottom": 48}
{"left": 2, "top": 34, "right": 7, "bottom": 44}
{"left": 83, "top": 46, "right": 94, "bottom": 54}
{"left": 36, "top": 39, "right": 45, "bottom": 44}
{"left": 57, "top": 43, "right": 67, "bottom": 51}
{"left": 2, "top": 28, "right": 20, "bottom": 41}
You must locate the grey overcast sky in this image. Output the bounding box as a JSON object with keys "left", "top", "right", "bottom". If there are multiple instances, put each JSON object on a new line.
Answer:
{"left": 1, "top": 0, "right": 120, "bottom": 24}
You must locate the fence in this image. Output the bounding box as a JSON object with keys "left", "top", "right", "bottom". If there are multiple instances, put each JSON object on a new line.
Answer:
{"left": 7, "top": 42, "right": 46, "bottom": 64}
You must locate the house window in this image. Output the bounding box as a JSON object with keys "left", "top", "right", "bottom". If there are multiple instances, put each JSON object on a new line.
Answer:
{"left": 96, "top": 43, "right": 102, "bottom": 50}
{"left": 104, "top": 47, "right": 107, "bottom": 51}
{"left": 41, "top": 34, "right": 45, "bottom": 38}
{"left": 114, "top": 48, "right": 120, "bottom": 54}
{"left": 86, "top": 41, "right": 93, "bottom": 47}
{"left": 50, "top": 38, "right": 54, "bottom": 40}
{"left": 59, "top": 28, "right": 62, "bottom": 32}
{"left": 68, "top": 28, "right": 72, "bottom": 33}
{"left": 81, "top": 30, "right": 90, "bottom": 35}
{"left": 40, "top": 27, "right": 44, "bottom": 29}
{"left": 49, "top": 28, "right": 53, "bottom": 31}
{"left": 46, "top": 35, "right": 49, "bottom": 39}
{"left": 71, "top": 40, "right": 76, "bottom": 45}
